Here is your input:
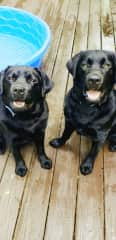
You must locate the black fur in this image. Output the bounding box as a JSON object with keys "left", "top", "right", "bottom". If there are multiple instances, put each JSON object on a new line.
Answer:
{"left": 50, "top": 50, "right": 116, "bottom": 175}
{"left": 0, "top": 66, "right": 53, "bottom": 177}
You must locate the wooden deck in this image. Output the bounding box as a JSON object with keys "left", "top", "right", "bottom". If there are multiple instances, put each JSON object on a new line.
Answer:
{"left": 0, "top": 0, "right": 116, "bottom": 239}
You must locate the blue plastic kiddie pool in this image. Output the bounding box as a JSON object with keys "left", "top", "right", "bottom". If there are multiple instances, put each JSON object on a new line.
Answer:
{"left": 0, "top": 6, "right": 51, "bottom": 70}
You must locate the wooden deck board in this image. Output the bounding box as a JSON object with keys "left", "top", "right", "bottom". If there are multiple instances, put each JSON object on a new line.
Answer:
{"left": 44, "top": 1, "right": 80, "bottom": 239}
{"left": 0, "top": 146, "right": 34, "bottom": 240}
{"left": 0, "top": 0, "right": 116, "bottom": 240}
{"left": 102, "top": 1, "right": 116, "bottom": 240}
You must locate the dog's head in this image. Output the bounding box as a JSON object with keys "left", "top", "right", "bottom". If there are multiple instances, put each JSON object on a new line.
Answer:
{"left": 0, "top": 66, "right": 53, "bottom": 112}
{"left": 67, "top": 50, "right": 116, "bottom": 103}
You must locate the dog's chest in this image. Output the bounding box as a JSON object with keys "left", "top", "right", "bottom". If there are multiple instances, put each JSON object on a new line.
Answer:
{"left": 73, "top": 106, "right": 98, "bottom": 135}
{"left": 64, "top": 95, "right": 112, "bottom": 139}
{"left": 64, "top": 92, "right": 116, "bottom": 142}
{"left": 65, "top": 98, "right": 98, "bottom": 125}
{"left": 4, "top": 118, "right": 38, "bottom": 139}
{"left": 2, "top": 108, "right": 47, "bottom": 145}
{"left": 9, "top": 115, "right": 46, "bottom": 134}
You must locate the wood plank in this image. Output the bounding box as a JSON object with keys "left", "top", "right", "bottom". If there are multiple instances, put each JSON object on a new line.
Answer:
{"left": 43, "top": 0, "right": 80, "bottom": 239}
{"left": 44, "top": 0, "right": 70, "bottom": 76}
{"left": 44, "top": 136, "right": 80, "bottom": 240}
{"left": 101, "top": 1, "right": 116, "bottom": 240}
{"left": 0, "top": 151, "right": 10, "bottom": 179}
{"left": 104, "top": 145, "right": 116, "bottom": 240}
{"left": 74, "top": 0, "right": 104, "bottom": 239}
{"left": 0, "top": 146, "right": 34, "bottom": 240}
{"left": 73, "top": 0, "right": 89, "bottom": 53}
{"left": 15, "top": 0, "right": 47, "bottom": 14}
{"left": 101, "top": 0, "right": 115, "bottom": 50}
{"left": 76, "top": 142, "right": 104, "bottom": 240}
{"left": 13, "top": 153, "right": 55, "bottom": 240}
{"left": 111, "top": 0, "right": 116, "bottom": 51}
{"left": 0, "top": 0, "right": 20, "bottom": 6}
{"left": 88, "top": 0, "right": 101, "bottom": 49}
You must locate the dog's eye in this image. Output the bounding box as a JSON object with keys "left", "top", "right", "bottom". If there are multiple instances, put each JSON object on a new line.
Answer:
{"left": 102, "top": 63, "right": 112, "bottom": 69}
{"left": 7, "top": 76, "right": 11, "bottom": 81}
{"left": 26, "top": 74, "right": 32, "bottom": 81}
{"left": 106, "top": 63, "right": 112, "bottom": 67}
{"left": 100, "top": 58, "right": 106, "bottom": 65}
{"left": 100, "top": 58, "right": 112, "bottom": 69}
{"left": 81, "top": 63, "right": 87, "bottom": 70}
{"left": 7, "top": 75, "right": 16, "bottom": 81}
{"left": 87, "top": 58, "right": 93, "bottom": 65}
{"left": 12, "top": 73, "right": 17, "bottom": 81}
{"left": 26, "top": 73, "right": 38, "bottom": 84}
{"left": 32, "top": 78, "right": 38, "bottom": 84}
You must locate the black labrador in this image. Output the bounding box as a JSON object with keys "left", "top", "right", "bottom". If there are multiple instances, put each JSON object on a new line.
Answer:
{"left": 50, "top": 50, "right": 116, "bottom": 175}
{"left": 0, "top": 66, "right": 53, "bottom": 177}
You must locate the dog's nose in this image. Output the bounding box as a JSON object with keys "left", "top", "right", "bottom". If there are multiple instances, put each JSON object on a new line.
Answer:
{"left": 13, "top": 87, "right": 25, "bottom": 95}
{"left": 88, "top": 76, "right": 101, "bottom": 85}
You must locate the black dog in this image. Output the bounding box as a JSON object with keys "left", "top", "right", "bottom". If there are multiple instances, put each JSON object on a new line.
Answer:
{"left": 50, "top": 50, "right": 116, "bottom": 175}
{"left": 0, "top": 66, "right": 53, "bottom": 177}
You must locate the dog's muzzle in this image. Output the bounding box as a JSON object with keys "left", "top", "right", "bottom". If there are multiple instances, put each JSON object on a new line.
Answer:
{"left": 84, "top": 71, "right": 104, "bottom": 102}
{"left": 86, "top": 72, "right": 103, "bottom": 90}
{"left": 10, "top": 83, "right": 32, "bottom": 109}
{"left": 12, "top": 86, "right": 26, "bottom": 99}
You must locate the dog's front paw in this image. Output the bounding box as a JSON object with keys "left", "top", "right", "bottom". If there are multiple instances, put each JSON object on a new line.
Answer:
{"left": 15, "top": 163, "right": 28, "bottom": 177}
{"left": 49, "top": 138, "right": 64, "bottom": 148}
{"left": 40, "top": 157, "right": 52, "bottom": 170}
{"left": 0, "top": 142, "right": 6, "bottom": 154}
{"left": 80, "top": 160, "right": 93, "bottom": 175}
{"left": 109, "top": 141, "right": 116, "bottom": 152}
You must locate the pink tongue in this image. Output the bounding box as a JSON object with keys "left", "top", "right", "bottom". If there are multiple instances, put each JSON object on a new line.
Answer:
{"left": 87, "top": 90, "right": 101, "bottom": 101}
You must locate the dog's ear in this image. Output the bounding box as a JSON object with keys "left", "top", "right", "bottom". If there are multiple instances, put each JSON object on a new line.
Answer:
{"left": 41, "top": 71, "right": 54, "bottom": 97}
{"left": 34, "top": 68, "right": 54, "bottom": 97}
{"left": 0, "top": 66, "right": 11, "bottom": 95}
{"left": 66, "top": 52, "right": 82, "bottom": 76}
{"left": 108, "top": 52, "right": 116, "bottom": 90}
{"left": 112, "top": 54, "right": 116, "bottom": 90}
{"left": 0, "top": 71, "right": 4, "bottom": 95}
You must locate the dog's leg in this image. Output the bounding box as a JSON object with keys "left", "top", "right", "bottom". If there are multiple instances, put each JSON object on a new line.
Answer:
{"left": 0, "top": 135, "right": 6, "bottom": 154}
{"left": 109, "top": 141, "right": 116, "bottom": 151}
{"left": 35, "top": 132, "right": 52, "bottom": 170}
{"left": 12, "top": 145, "right": 28, "bottom": 177}
{"left": 49, "top": 120, "right": 74, "bottom": 148}
{"left": 80, "top": 141, "right": 102, "bottom": 175}
{"left": 109, "top": 131, "right": 116, "bottom": 151}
